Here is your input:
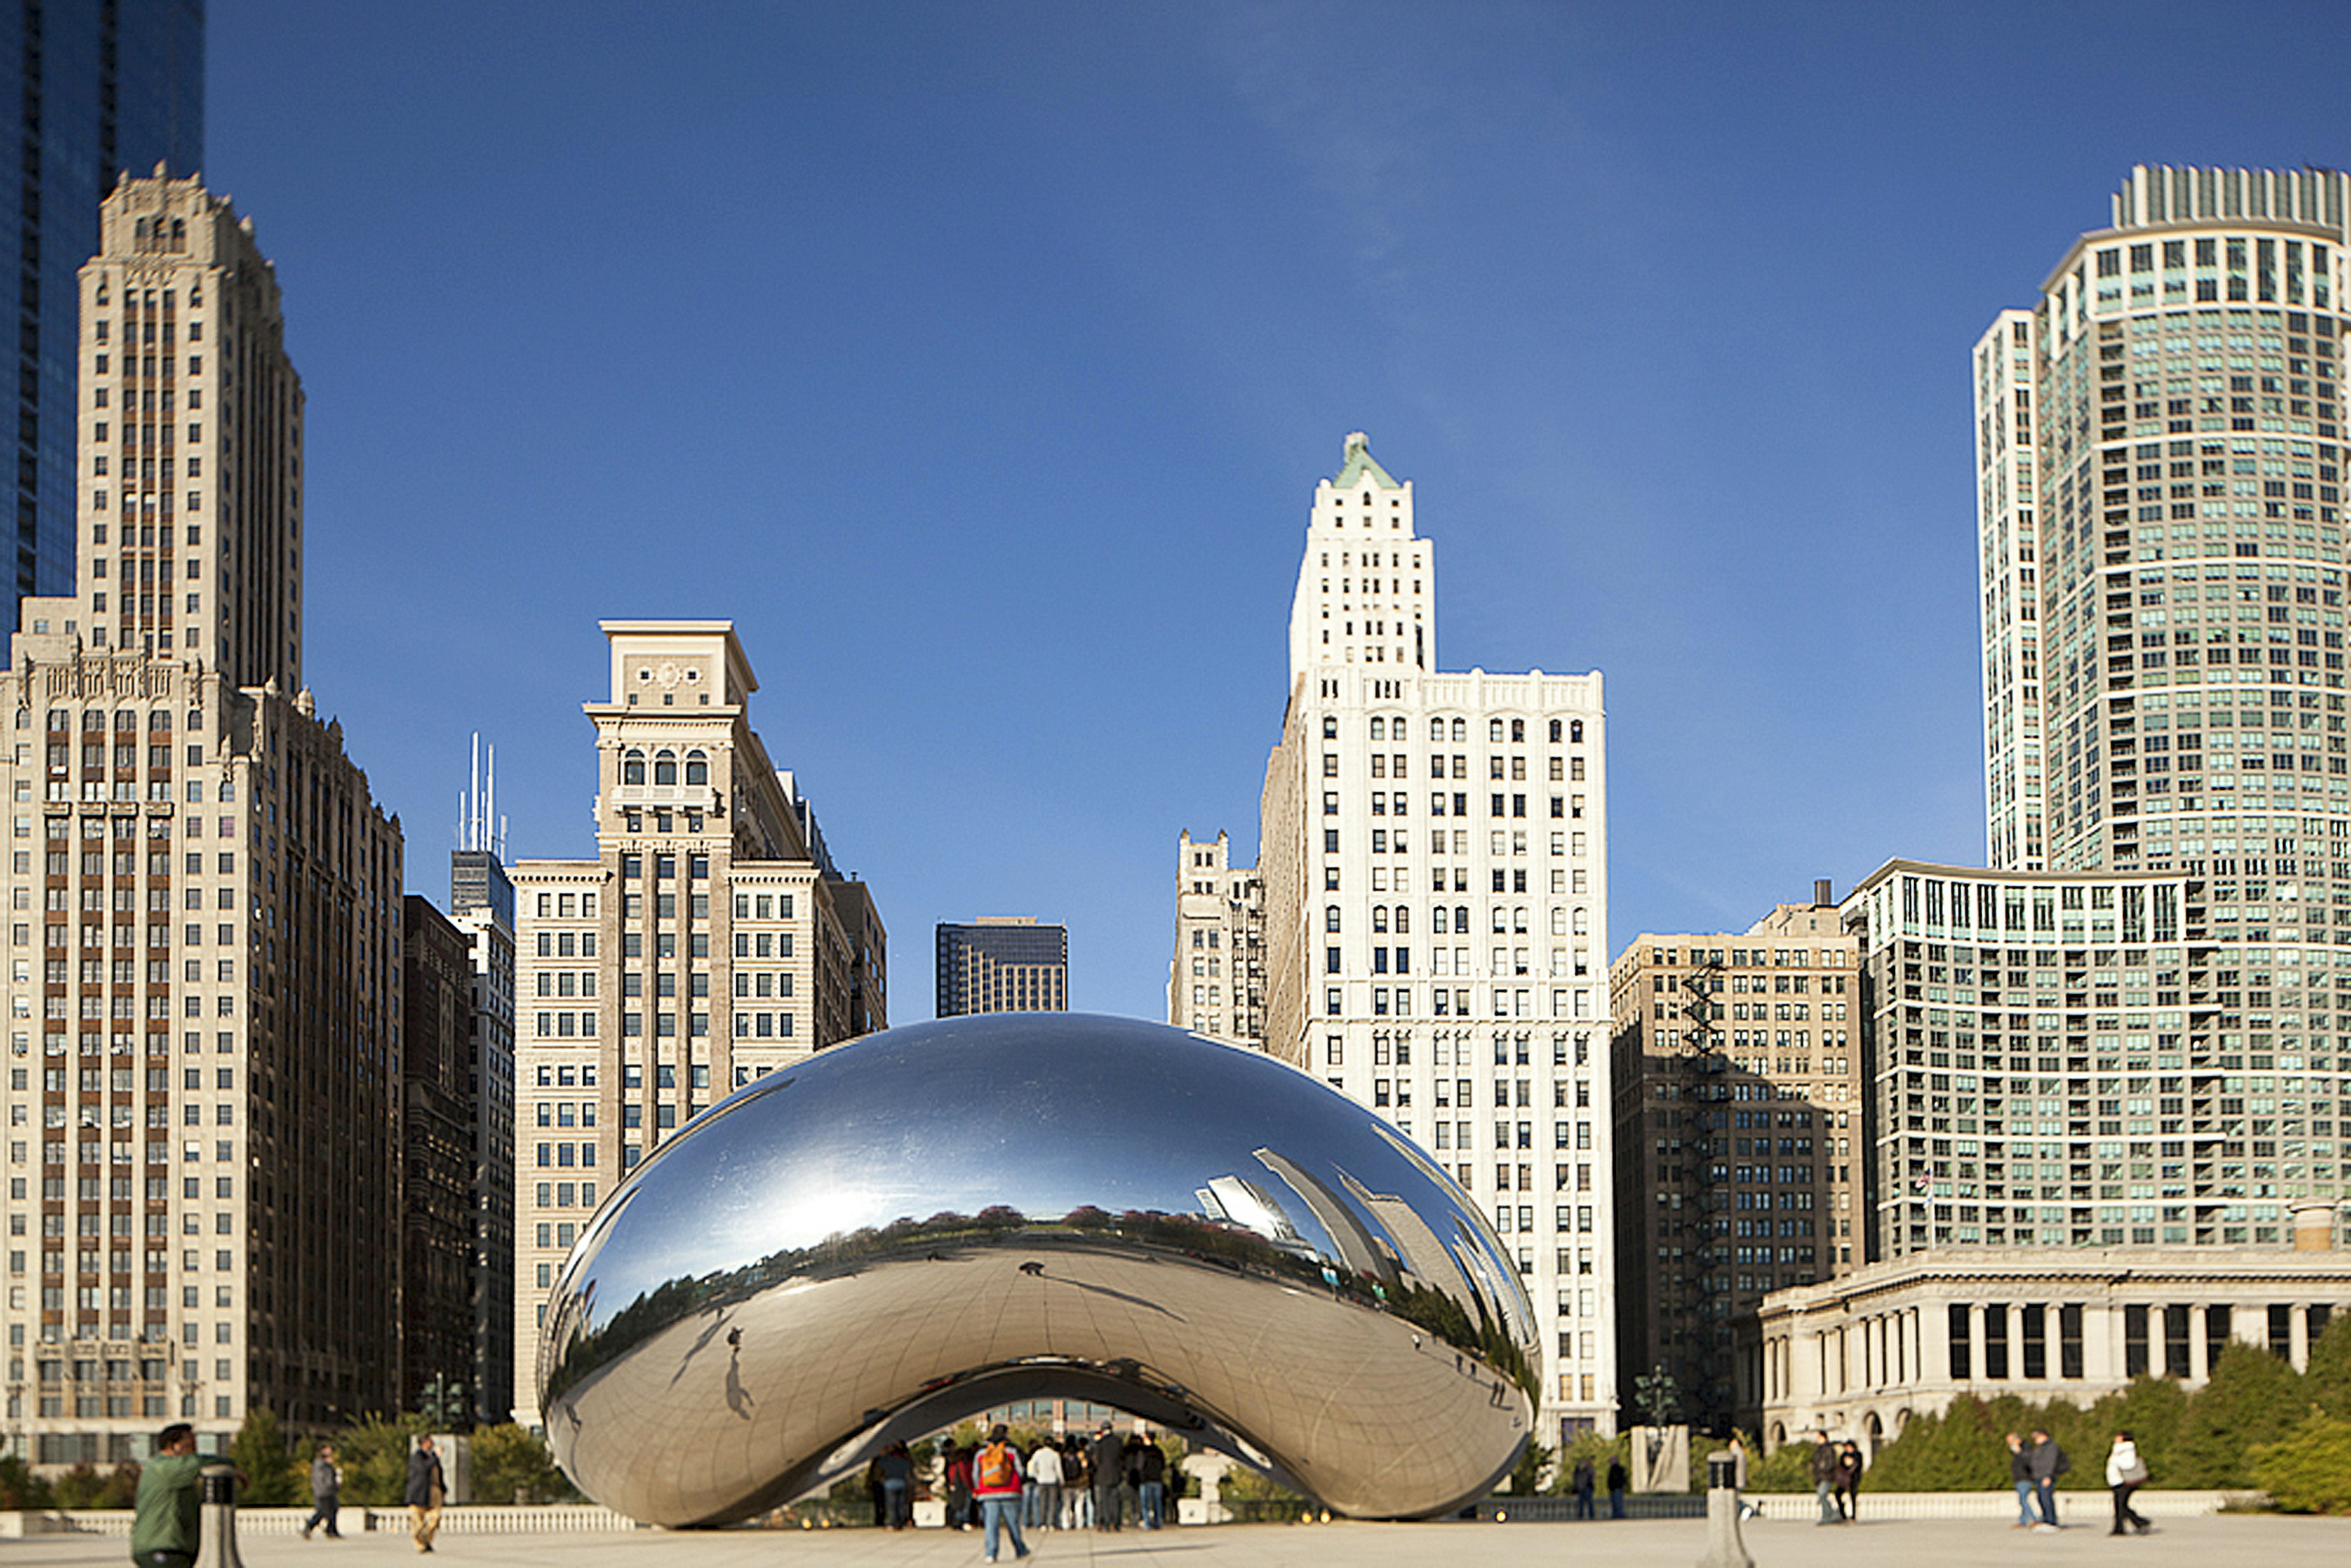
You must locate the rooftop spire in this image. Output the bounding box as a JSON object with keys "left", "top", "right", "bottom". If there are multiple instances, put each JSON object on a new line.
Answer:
{"left": 1333, "top": 430, "right": 1401, "bottom": 490}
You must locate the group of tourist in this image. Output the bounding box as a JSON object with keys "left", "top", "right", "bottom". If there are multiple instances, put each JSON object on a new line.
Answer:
{"left": 2006, "top": 1428, "right": 2154, "bottom": 1536}
{"left": 864, "top": 1424, "right": 1174, "bottom": 1559}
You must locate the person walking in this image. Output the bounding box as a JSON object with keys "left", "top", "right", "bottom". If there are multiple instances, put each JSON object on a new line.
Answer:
{"left": 1605, "top": 1454, "right": 1627, "bottom": 1519}
{"left": 877, "top": 1443, "right": 913, "bottom": 1529}
{"left": 970, "top": 1425, "right": 1031, "bottom": 1564}
{"left": 130, "top": 1423, "right": 211, "bottom": 1568}
{"left": 1089, "top": 1425, "right": 1125, "bottom": 1531}
{"left": 405, "top": 1435, "right": 446, "bottom": 1555}
{"left": 1834, "top": 1439, "right": 1862, "bottom": 1521}
{"left": 2026, "top": 1428, "right": 2068, "bottom": 1531}
{"left": 2105, "top": 1431, "right": 2153, "bottom": 1536}
{"left": 1810, "top": 1431, "right": 1841, "bottom": 1525}
{"left": 1570, "top": 1454, "right": 1595, "bottom": 1520}
{"left": 301, "top": 1441, "right": 342, "bottom": 1539}
{"left": 2006, "top": 1433, "right": 2038, "bottom": 1527}
{"left": 1027, "top": 1439, "right": 1062, "bottom": 1532}
{"left": 1136, "top": 1436, "right": 1168, "bottom": 1529}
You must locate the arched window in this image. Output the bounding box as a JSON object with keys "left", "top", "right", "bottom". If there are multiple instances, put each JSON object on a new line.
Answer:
{"left": 1489, "top": 719, "right": 1504, "bottom": 743}
{"left": 1491, "top": 907, "right": 1507, "bottom": 934}
{"left": 1430, "top": 717, "right": 1446, "bottom": 742}
{"left": 1370, "top": 717, "right": 1385, "bottom": 740}
{"left": 621, "top": 750, "right": 645, "bottom": 786}
{"left": 1572, "top": 907, "right": 1589, "bottom": 935}
{"left": 1433, "top": 907, "right": 1450, "bottom": 934}
{"left": 1550, "top": 909, "right": 1567, "bottom": 936}
{"left": 653, "top": 750, "right": 677, "bottom": 786}
{"left": 684, "top": 749, "right": 708, "bottom": 786}
{"left": 1570, "top": 720, "right": 1584, "bottom": 743}
{"left": 1455, "top": 905, "right": 1469, "bottom": 932}
{"left": 1372, "top": 907, "right": 1389, "bottom": 934}
{"left": 1549, "top": 719, "right": 1562, "bottom": 743}
{"left": 1510, "top": 719, "right": 1524, "bottom": 743}
{"left": 1451, "top": 718, "right": 1466, "bottom": 742}
{"left": 1325, "top": 906, "right": 1342, "bottom": 933}
{"left": 1393, "top": 907, "right": 1409, "bottom": 935}
{"left": 1322, "top": 716, "right": 1338, "bottom": 738}
{"left": 1513, "top": 906, "right": 1528, "bottom": 933}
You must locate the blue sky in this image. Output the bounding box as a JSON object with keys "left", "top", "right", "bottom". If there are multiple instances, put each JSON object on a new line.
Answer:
{"left": 205, "top": 1, "right": 2350, "bottom": 1019}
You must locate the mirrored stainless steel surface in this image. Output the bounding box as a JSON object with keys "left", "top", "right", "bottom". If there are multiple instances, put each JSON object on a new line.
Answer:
{"left": 539, "top": 1014, "right": 1539, "bottom": 1525}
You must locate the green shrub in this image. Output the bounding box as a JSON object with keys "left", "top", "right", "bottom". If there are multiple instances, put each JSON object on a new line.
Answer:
{"left": 328, "top": 1412, "right": 428, "bottom": 1506}
{"left": 2248, "top": 1410, "right": 2351, "bottom": 1514}
{"left": 2171, "top": 1343, "right": 2305, "bottom": 1487}
{"left": 0, "top": 1455, "right": 53, "bottom": 1510}
{"left": 1745, "top": 1436, "right": 1819, "bottom": 1494}
{"left": 2305, "top": 1315, "right": 2351, "bottom": 1419}
{"left": 470, "top": 1424, "right": 578, "bottom": 1505}
{"left": 228, "top": 1409, "right": 304, "bottom": 1506}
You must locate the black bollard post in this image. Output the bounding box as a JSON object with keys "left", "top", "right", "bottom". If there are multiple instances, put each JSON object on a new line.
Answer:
{"left": 198, "top": 1463, "right": 244, "bottom": 1568}
{"left": 1697, "top": 1450, "right": 1752, "bottom": 1568}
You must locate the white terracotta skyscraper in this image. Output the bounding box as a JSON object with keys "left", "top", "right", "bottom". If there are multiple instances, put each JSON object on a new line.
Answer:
{"left": 1259, "top": 433, "right": 1615, "bottom": 1445}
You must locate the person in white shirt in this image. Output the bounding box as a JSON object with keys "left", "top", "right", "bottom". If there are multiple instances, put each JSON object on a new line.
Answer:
{"left": 2104, "top": 1431, "right": 2152, "bottom": 1536}
{"left": 1026, "top": 1441, "right": 1063, "bottom": 1531}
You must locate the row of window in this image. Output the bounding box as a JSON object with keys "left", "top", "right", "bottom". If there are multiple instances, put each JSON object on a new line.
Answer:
{"left": 1344, "top": 716, "right": 1589, "bottom": 745}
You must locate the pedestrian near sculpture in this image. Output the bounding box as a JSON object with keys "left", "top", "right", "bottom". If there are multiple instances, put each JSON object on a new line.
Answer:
{"left": 301, "top": 1441, "right": 342, "bottom": 1539}
{"left": 1136, "top": 1436, "right": 1168, "bottom": 1529}
{"left": 1027, "top": 1439, "right": 1062, "bottom": 1532}
{"left": 2026, "top": 1428, "right": 2069, "bottom": 1531}
{"left": 407, "top": 1435, "right": 447, "bottom": 1554}
{"left": 970, "top": 1424, "right": 1031, "bottom": 1563}
{"left": 2105, "top": 1431, "right": 2153, "bottom": 1536}
{"left": 1606, "top": 1454, "right": 1627, "bottom": 1519}
{"left": 1089, "top": 1425, "right": 1125, "bottom": 1531}
{"left": 1571, "top": 1454, "right": 1595, "bottom": 1520}
{"left": 2007, "top": 1432, "right": 2038, "bottom": 1528}
{"left": 130, "top": 1423, "right": 209, "bottom": 1568}
{"left": 876, "top": 1443, "right": 913, "bottom": 1530}
{"left": 1810, "top": 1431, "right": 1841, "bottom": 1525}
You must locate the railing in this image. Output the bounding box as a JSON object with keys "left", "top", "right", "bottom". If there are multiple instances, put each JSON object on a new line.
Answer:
{"left": 0, "top": 1504, "right": 643, "bottom": 1538}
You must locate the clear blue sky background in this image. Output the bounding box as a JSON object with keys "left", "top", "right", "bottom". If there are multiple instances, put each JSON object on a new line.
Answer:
{"left": 204, "top": 1, "right": 2350, "bottom": 1019}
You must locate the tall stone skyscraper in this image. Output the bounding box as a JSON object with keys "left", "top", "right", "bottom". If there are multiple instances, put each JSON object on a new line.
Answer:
{"left": 1168, "top": 830, "right": 1264, "bottom": 1048}
{"left": 1975, "top": 165, "right": 2350, "bottom": 875}
{"left": 0, "top": 171, "right": 404, "bottom": 1465}
{"left": 1258, "top": 433, "right": 1616, "bottom": 1444}
{"left": 449, "top": 745, "right": 516, "bottom": 1426}
{"left": 509, "top": 621, "right": 883, "bottom": 1430}
{"left": 5, "top": 2, "right": 204, "bottom": 640}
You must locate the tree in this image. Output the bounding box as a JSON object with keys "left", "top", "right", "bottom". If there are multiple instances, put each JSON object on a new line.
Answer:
{"left": 470, "top": 1424, "right": 577, "bottom": 1506}
{"left": 2248, "top": 1410, "right": 2351, "bottom": 1514}
{"left": 0, "top": 1454, "right": 53, "bottom": 1510}
{"left": 331, "top": 1413, "right": 429, "bottom": 1506}
{"left": 229, "top": 1408, "right": 304, "bottom": 1506}
{"left": 53, "top": 1461, "right": 138, "bottom": 1509}
{"left": 1504, "top": 1437, "right": 1554, "bottom": 1496}
{"left": 2304, "top": 1313, "right": 2351, "bottom": 1419}
{"left": 2170, "top": 1341, "right": 2305, "bottom": 1486}
{"left": 1859, "top": 1395, "right": 2008, "bottom": 1491}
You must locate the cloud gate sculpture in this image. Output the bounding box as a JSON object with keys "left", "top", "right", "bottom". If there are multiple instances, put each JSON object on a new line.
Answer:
{"left": 538, "top": 1014, "right": 1539, "bottom": 1525}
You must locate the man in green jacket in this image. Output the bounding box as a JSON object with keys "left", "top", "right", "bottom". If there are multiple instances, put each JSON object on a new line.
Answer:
{"left": 130, "top": 1424, "right": 204, "bottom": 1568}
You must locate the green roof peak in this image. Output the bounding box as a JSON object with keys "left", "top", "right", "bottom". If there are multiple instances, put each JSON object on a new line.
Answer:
{"left": 1334, "top": 430, "right": 1401, "bottom": 490}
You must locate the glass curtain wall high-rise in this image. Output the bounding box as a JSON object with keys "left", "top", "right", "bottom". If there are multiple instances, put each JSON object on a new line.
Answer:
{"left": 2, "top": 0, "right": 204, "bottom": 638}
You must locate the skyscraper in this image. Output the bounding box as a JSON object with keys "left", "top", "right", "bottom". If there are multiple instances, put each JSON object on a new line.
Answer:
{"left": 1168, "top": 830, "right": 1264, "bottom": 1047}
{"left": 6, "top": 1, "right": 204, "bottom": 639}
{"left": 0, "top": 171, "right": 405, "bottom": 1463}
{"left": 450, "top": 737, "right": 516, "bottom": 1424}
{"left": 1607, "top": 887, "right": 1860, "bottom": 1431}
{"left": 509, "top": 620, "right": 884, "bottom": 1430}
{"left": 934, "top": 917, "right": 1068, "bottom": 1017}
{"left": 1974, "top": 165, "right": 2350, "bottom": 875}
{"left": 1256, "top": 433, "right": 1616, "bottom": 1445}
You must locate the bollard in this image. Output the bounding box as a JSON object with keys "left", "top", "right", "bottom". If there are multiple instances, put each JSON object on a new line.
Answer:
{"left": 197, "top": 1463, "right": 244, "bottom": 1568}
{"left": 1697, "top": 1450, "right": 1752, "bottom": 1568}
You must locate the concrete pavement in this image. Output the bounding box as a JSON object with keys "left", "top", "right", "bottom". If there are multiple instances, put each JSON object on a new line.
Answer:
{"left": 4, "top": 1513, "right": 2349, "bottom": 1568}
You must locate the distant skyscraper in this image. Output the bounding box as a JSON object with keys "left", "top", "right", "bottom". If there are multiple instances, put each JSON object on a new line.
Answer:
{"left": 0, "top": 173, "right": 403, "bottom": 1464}
{"left": 1607, "top": 886, "right": 1860, "bottom": 1431}
{"left": 1974, "top": 165, "right": 2350, "bottom": 874}
{"left": 1168, "top": 830, "right": 1264, "bottom": 1046}
{"left": 399, "top": 896, "right": 476, "bottom": 1424}
{"left": 449, "top": 737, "right": 515, "bottom": 1425}
{"left": 936, "top": 917, "right": 1068, "bottom": 1016}
{"left": 1254, "top": 432, "right": 1616, "bottom": 1446}
{"left": 508, "top": 620, "right": 885, "bottom": 1431}
{"left": 6, "top": 1, "right": 204, "bottom": 638}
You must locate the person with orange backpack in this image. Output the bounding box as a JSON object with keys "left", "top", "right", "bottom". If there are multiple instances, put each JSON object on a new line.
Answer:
{"left": 971, "top": 1424, "right": 1031, "bottom": 1562}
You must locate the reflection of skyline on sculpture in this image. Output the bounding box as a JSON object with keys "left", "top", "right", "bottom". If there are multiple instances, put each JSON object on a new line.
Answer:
{"left": 539, "top": 1015, "right": 1538, "bottom": 1526}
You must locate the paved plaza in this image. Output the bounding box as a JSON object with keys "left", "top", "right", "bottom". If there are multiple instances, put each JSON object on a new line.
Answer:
{"left": 6, "top": 1515, "right": 2350, "bottom": 1568}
